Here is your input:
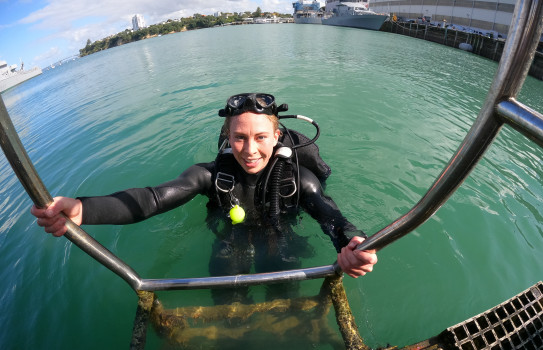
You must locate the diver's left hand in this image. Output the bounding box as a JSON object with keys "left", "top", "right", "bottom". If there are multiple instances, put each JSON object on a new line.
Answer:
{"left": 337, "top": 236, "right": 377, "bottom": 278}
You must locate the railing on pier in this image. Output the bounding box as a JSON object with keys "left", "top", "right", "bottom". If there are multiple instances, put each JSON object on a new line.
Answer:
{"left": 0, "top": 0, "right": 542, "bottom": 348}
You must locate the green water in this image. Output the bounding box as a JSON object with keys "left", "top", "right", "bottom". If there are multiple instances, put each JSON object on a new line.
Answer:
{"left": 1, "top": 24, "right": 542, "bottom": 349}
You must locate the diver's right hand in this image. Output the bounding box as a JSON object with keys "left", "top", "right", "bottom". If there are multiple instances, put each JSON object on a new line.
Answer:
{"left": 30, "top": 196, "right": 83, "bottom": 237}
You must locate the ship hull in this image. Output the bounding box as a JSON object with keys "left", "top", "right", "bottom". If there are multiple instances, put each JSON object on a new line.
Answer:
{"left": 322, "top": 13, "right": 388, "bottom": 30}
{"left": 294, "top": 16, "right": 323, "bottom": 24}
{"left": 0, "top": 68, "right": 42, "bottom": 93}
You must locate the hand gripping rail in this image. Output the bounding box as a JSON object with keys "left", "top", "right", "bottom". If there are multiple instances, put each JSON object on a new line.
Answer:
{"left": 0, "top": 96, "right": 337, "bottom": 292}
{"left": 0, "top": 0, "right": 542, "bottom": 293}
{"left": 0, "top": 97, "right": 142, "bottom": 291}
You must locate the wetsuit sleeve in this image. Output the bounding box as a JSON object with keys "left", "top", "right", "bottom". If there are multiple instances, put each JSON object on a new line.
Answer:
{"left": 298, "top": 167, "right": 367, "bottom": 252}
{"left": 78, "top": 162, "right": 214, "bottom": 225}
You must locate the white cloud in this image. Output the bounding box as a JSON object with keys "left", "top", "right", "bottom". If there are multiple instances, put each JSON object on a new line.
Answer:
{"left": 33, "top": 46, "right": 61, "bottom": 63}
{"left": 14, "top": 0, "right": 293, "bottom": 67}
{"left": 20, "top": 0, "right": 284, "bottom": 29}
{"left": 261, "top": 0, "right": 293, "bottom": 13}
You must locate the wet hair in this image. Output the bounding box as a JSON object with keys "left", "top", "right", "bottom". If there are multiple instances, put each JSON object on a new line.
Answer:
{"left": 222, "top": 113, "right": 280, "bottom": 139}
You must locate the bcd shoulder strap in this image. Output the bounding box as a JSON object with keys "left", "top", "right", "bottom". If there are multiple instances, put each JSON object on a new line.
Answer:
{"left": 279, "top": 128, "right": 331, "bottom": 181}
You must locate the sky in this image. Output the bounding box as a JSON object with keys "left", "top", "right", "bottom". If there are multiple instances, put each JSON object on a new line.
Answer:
{"left": 0, "top": 0, "right": 294, "bottom": 69}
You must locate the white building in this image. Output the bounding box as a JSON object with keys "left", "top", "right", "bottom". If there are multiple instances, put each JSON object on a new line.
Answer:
{"left": 370, "top": 0, "right": 516, "bottom": 38}
{"left": 132, "top": 14, "right": 146, "bottom": 31}
{"left": 254, "top": 16, "right": 281, "bottom": 24}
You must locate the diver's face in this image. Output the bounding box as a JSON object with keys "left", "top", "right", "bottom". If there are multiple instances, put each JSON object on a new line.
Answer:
{"left": 228, "top": 112, "right": 280, "bottom": 174}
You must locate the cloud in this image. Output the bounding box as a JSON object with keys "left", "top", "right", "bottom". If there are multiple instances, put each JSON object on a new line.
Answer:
{"left": 0, "top": 23, "right": 12, "bottom": 30}
{"left": 20, "top": 0, "right": 292, "bottom": 44}
{"left": 10, "top": 0, "right": 292, "bottom": 67}
{"left": 261, "top": 0, "right": 293, "bottom": 13}
{"left": 19, "top": 0, "right": 278, "bottom": 30}
{"left": 33, "top": 46, "right": 61, "bottom": 63}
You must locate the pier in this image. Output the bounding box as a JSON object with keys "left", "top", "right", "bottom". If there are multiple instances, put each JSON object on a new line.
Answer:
{"left": 381, "top": 21, "right": 543, "bottom": 81}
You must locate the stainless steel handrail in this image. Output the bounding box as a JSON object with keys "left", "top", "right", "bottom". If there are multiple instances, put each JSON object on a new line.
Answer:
{"left": 0, "top": 95, "right": 339, "bottom": 292}
{"left": 0, "top": 97, "right": 143, "bottom": 291}
{"left": 355, "top": 0, "right": 543, "bottom": 252}
{"left": 496, "top": 99, "right": 543, "bottom": 147}
{"left": 138, "top": 264, "right": 338, "bottom": 291}
{"left": 0, "top": 0, "right": 541, "bottom": 293}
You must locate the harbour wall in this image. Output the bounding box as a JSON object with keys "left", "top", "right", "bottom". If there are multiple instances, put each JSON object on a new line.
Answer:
{"left": 380, "top": 21, "right": 543, "bottom": 81}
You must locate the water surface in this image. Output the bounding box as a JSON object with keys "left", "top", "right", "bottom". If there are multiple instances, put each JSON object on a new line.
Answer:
{"left": 1, "top": 24, "right": 543, "bottom": 349}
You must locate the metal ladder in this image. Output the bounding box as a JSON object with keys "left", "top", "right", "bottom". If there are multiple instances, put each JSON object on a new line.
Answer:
{"left": 0, "top": 0, "right": 541, "bottom": 348}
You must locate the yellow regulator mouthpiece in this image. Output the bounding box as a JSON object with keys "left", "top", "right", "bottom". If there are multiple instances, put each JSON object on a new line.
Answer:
{"left": 229, "top": 205, "right": 245, "bottom": 224}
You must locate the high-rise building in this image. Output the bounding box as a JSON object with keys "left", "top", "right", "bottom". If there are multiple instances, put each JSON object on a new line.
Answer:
{"left": 132, "top": 14, "right": 146, "bottom": 31}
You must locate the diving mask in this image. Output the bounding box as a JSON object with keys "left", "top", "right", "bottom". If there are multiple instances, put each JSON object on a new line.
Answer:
{"left": 218, "top": 93, "right": 288, "bottom": 117}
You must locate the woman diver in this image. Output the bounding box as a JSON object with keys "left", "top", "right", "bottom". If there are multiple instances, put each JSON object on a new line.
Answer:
{"left": 31, "top": 93, "right": 377, "bottom": 302}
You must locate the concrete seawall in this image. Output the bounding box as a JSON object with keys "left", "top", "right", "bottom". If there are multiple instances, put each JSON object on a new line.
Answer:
{"left": 380, "top": 21, "right": 543, "bottom": 81}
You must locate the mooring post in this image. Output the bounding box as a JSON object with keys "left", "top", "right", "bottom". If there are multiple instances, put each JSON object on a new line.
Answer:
{"left": 323, "top": 275, "right": 369, "bottom": 350}
{"left": 130, "top": 291, "right": 156, "bottom": 350}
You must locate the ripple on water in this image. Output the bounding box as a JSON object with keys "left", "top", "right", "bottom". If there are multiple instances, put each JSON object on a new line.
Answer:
{"left": 1, "top": 24, "right": 543, "bottom": 349}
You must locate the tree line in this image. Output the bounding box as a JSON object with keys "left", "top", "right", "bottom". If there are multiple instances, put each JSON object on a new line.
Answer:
{"left": 79, "top": 10, "right": 292, "bottom": 57}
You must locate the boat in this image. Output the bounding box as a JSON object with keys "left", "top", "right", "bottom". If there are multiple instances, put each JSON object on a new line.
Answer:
{"left": 459, "top": 42, "right": 474, "bottom": 52}
{"left": 322, "top": 0, "right": 389, "bottom": 30}
{"left": 0, "top": 60, "right": 42, "bottom": 93}
{"left": 292, "top": 0, "right": 324, "bottom": 24}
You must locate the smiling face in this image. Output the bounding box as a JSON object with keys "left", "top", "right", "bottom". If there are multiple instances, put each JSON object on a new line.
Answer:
{"left": 227, "top": 112, "right": 281, "bottom": 174}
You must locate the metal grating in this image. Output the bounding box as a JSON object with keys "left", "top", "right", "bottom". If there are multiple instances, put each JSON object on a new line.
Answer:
{"left": 445, "top": 282, "right": 543, "bottom": 350}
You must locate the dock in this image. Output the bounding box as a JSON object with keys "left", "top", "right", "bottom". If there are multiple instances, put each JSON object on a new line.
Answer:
{"left": 380, "top": 20, "right": 543, "bottom": 81}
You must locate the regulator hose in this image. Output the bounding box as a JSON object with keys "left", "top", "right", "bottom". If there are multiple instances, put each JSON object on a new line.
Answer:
{"left": 267, "top": 157, "right": 285, "bottom": 223}
{"left": 261, "top": 146, "right": 294, "bottom": 225}
{"left": 260, "top": 114, "right": 319, "bottom": 224}
{"left": 278, "top": 115, "right": 320, "bottom": 149}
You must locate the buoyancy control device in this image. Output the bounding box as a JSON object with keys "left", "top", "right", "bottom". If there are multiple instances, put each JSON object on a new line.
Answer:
{"left": 214, "top": 113, "right": 330, "bottom": 225}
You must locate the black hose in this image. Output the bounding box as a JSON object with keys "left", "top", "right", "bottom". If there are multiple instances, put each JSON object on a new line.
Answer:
{"left": 268, "top": 158, "right": 285, "bottom": 223}
{"left": 261, "top": 156, "right": 277, "bottom": 219}
{"left": 278, "top": 115, "right": 320, "bottom": 149}
{"left": 281, "top": 126, "right": 301, "bottom": 207}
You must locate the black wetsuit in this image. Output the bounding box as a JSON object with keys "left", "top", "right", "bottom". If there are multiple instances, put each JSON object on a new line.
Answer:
{"left": 79, "top": 159, "right": 365, "bottom": 302}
